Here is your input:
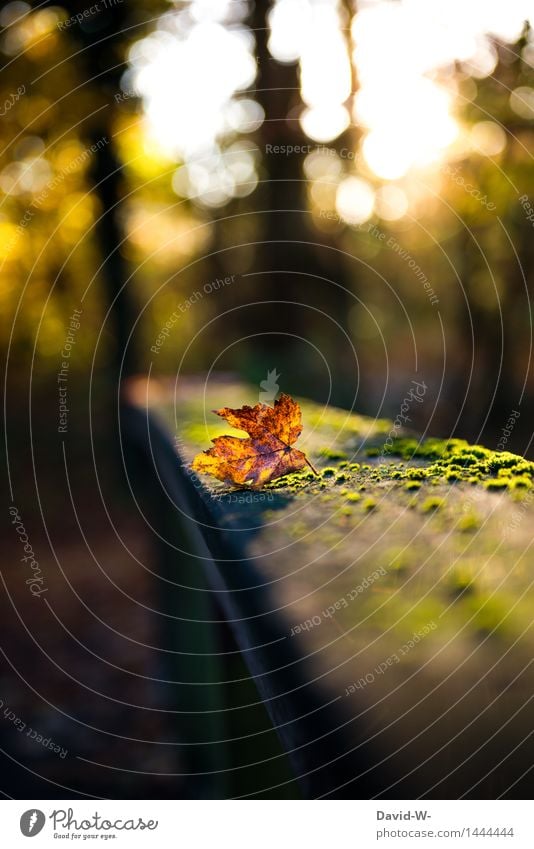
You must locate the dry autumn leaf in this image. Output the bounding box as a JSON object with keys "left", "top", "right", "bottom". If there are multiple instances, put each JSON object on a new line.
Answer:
{"left": 191, "top": 393, "right": 318, "bottom": 488}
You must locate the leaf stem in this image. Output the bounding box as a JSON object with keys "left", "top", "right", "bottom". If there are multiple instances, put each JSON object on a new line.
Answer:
{"left": 305, "top": 456, "right": 320, "bottom": 476}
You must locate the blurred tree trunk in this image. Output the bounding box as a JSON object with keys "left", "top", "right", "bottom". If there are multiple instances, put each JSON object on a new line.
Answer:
{"left": 44, "top": 0, "right": 142, "bottom": 381}
{"left": 247, "top": 0, "right": 357, "bottom": 402}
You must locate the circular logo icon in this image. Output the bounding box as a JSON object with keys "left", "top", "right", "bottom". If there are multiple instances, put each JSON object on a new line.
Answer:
{"left": 20, "top": 809, "right": 46, "bottom": 837}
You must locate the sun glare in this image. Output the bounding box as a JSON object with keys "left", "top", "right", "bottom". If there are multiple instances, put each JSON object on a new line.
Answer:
{"left": 353, "top": 0, "right": 533, "bottom": 180}
{"left": 129, "top": 0, "right": 534, "bottom": 210}
{"left": 269, "top": 0, "right": 352, "bottom": 143}
{"left": 129, "top": 1, "right": 259, "bottom": 207}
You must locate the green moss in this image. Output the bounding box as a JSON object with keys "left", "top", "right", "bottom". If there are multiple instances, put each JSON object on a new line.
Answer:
{"left": 484, "top": 479, "right": 509, "bottom": 492}
{"left": 372, "top": 435, "right": 533, "bottom": 498}
{"left": 288, "top": 522, "right": 308, "bottom": 538}
{"left": 457, "top": 512, "right": 481, "bottom": 532}
{"left": 388, "top": 550, "right": 411, "bottom": 573}
{"left": 510, "top": 476, "right": 532, "bottom": 490}
{"left": 345, "top": 492, "right": 361, "bottom": 502}
{"left": 335, "top": 472, "right": 350, "bottom": 484}
{"left": 421, "top": 496, "right": 444, "bottom": 513}
{"left": 403, "top": 480, "right": 422, "bottom": 491}
{"left": 321, "top": 467, "right": 337, "bottom": 477}
{"left": 448, "top": 567, "right": 475, "bottom": 597}
{"left": 404, "top": 469, "right": 426, "bottom": 480}
{"left": 363, "top": 497, "right": 377, "bottom": 511}
{"left": 464, "top": 594, "right": 510, "bottom": 636}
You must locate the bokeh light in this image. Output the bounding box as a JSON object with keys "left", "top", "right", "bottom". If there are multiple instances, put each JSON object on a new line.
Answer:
{"left": 336, "top": 175, "right": 374, "bottom": 225}
{"left": 374, "top": 185, "right": 409, "bottom": 221}
{"left": 352, "top": 0, "right": 532, "bottom": 180}
{"left": 470, "top": 121, "right": 507, "bottom": 156}
{"left": 130, "top": 1, "right": 259, "bottom": 208}
{"left": 268, "top": 0, "right": 352, "bottom": 142}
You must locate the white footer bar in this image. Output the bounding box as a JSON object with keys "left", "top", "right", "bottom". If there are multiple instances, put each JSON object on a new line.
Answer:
{"left": 1, "top": 800, "right": 533, "bottom": 847}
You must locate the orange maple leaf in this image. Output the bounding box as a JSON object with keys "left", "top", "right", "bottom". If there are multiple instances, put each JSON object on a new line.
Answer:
{"left": 191, "top": 393, "right": 318, "bottom": 488}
